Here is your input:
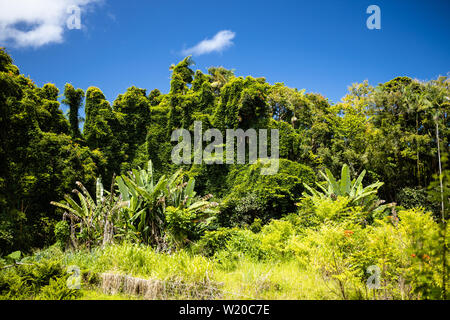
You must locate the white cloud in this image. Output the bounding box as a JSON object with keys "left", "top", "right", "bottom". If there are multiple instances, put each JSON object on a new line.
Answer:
{"left": 0, "top": 0, "right": 101, "bottom": 48}
{"left": 182, "top": 30, "right": 235, "bottom": 56}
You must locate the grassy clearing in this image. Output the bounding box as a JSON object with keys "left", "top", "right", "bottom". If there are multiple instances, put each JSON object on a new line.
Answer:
{"left": 60, "top": 243, "right": 338, "bottom": 300}
{"left": 215, "top": 259, "right": 335, "bottom": 300}
{"left": 64, "top": 243, "right": 215, "bottom": 283}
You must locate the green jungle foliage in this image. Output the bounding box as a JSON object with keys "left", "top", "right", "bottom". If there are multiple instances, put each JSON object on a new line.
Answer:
{"left": 0, "top": 48, "right": 448, "bottom": 300}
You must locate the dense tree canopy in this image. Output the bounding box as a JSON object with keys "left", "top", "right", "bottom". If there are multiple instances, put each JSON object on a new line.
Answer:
{"left": 0, "top": 48, "right": 448, "bottom": 262}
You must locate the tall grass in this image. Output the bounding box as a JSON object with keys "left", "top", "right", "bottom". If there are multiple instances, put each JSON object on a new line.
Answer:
{"left": 214, "top": 258, "right": 336, "bottom": 299}
{"left": 64, "top": 243, "right": 214, "bottom": 283}
{"left": 60, "top": 242, "right": 338, "bottom": 300}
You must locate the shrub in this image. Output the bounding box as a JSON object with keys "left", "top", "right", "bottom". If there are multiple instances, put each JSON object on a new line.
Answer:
{"left": 342, "top": 208, "right": 445, "bottom": 300}
{"left": 299, "top": 222, "right": 368, "bottom": 299}
{"left": 219, "top": 159, "right": 315, "bottom": 227}
{"left": 297, "top": 195, "right": 376, "bottom": 228}
{"left": 259, "top": 220, "right": 297, "bottom": 260}
{"left": 221, "top": 229, "right": 265, "bottom": 262}
{"left": 200, "top": 219, "right": 300, "bottom": 264}
{"left": 194, "top": 228, "right": 241, "bottom": 257}
{"left": 249, "top": 218, "right": 263, "bottom": 233}
{"left": 364, "top": 208, "right": 444, "bottom": 299}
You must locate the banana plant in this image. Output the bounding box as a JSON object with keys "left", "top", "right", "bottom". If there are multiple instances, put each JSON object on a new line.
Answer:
{"left": 116, "top": 161, "right": 168, "bottom": 246}
{"left": 166, "top": 176, "right": 218, "bottom": 223}
{"left": 165, "top": 203, "right": 218, "bottom": 248}
{"left": 164, "top": 178, "right": 218, "bottom": 248}
{"left": 303, "top": 164, "right": 388, "bottom": 214}
{"left": 117, "top": 160, "right": 218, "bottom": 248}
{"left": 51, "top": 178, "right": 126, "bottom": 248}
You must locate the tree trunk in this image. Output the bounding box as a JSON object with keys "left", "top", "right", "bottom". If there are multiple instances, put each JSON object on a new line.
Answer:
{"left": 416, "top": 113, "right": 420, "bottom": 187}
{"left": 436, "top": 120, "right": 446, "bottom": 300}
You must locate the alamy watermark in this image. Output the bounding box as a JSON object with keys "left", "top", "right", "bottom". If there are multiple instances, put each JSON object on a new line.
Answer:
{"left": 366, "top": 265, "right": 381, "bottom": 289}
{"left": 66, "top": 265, "right": 81, "bottom": 290}
{"left": 366, "top": 5, "right": 381, "bottom": 30}
{"left": 171, "top": 121, "right": 280, "bottom": 175}
{"left": 67, "top": 5, "right": 82, "bottom": 30}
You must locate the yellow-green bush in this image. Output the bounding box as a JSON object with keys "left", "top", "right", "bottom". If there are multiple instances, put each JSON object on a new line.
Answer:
{"left": 362, "top": 208, "right": 445, "bottom": 299}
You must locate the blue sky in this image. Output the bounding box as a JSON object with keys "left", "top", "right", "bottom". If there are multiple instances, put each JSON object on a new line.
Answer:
{"left": 1, "top": 0, "right": 449, "bottom": 107}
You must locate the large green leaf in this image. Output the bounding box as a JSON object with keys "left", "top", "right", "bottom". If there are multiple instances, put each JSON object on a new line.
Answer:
{"left": 116, "top": 176, "right": 130, "bottom": 202}
{"left": 323, "top": 168, "right": 340, "bottom": 196}
{"left": 340, "top": 164, "right": 351, "bottom": 195}
{"left": 350, "top": 170, "right": 366, "bottom": 196}
{"left": 50, "top": 200, "right": 78, "bottom": 216}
